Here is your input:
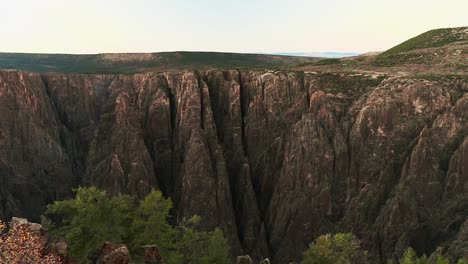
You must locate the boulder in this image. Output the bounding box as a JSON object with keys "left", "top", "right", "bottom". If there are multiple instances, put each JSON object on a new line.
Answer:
{"left": 142, "top": 244, "right": 164, "bottom": 264}
{"left": 237, "top": 255, "right": 253, "bottom": 264}
{"left": 97, "top": 242, "right": 130, "bottom": 264}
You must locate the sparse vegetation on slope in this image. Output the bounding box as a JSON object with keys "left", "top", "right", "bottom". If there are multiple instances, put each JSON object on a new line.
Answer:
{"left": 312, "top": 72, "right": 386, "bottom": 97}
{"left": 0, "top": 51, "right": 320, "bottom": 74}
{"left": 372, "top": 52, "right": 435, "bottom": 66}
{"left": 370, "top": 27, "right": 468, "bottom": 68}
{"left": 380, "top": 27, "right": 468, "bottom": 56}
{"left": 313, "top": 58, "right": 342, "bottom": 65}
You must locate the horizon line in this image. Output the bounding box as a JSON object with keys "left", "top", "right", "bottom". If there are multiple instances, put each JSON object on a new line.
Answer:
{"left": 0, "top": 50, "right": 364, "bottom": 58}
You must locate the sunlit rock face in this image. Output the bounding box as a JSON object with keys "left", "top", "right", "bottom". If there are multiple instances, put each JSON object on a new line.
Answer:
{"left": 0, "top": 69, "right": 467, "bottom": 263}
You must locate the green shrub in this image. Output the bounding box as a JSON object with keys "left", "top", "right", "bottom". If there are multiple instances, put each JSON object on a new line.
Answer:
{"left": 42, "top": 187, "right": 134, "bottom": 261}
{"left": 301, "top": 233, "right": 368, "bottom": 264}
{"left": 43, "top": 187, "right": 230, "bottom": 264}
{"left": 398, "top": 247, "right": 467, "bottom": 264}
{"left": 400, "top": 247, "right": 429, "bottom": 264}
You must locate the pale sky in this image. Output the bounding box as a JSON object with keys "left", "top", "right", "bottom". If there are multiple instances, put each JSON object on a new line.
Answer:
{"left": 1, "top": 0, "right": 467, "bottom": 54}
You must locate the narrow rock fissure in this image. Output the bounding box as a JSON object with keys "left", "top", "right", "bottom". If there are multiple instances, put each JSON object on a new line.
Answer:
{"left": 163, "top": 75, "right": 177, "bottom": 197}
{"left": 41, "top": 75, "right": 66, "bottom": 128}
{"left": 237, "top": 70, "right": 248, "bottom": 154}
{"left": 196, "top": 72, "right": 205, "bottom": 130}
{"left": 286, "top": 74, "right": 292, "bottom": 104}
{"left": 161, "top": 75, "right": 176, "bottom": 131}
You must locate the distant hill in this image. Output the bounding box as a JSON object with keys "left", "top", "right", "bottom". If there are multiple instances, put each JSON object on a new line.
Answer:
{"left": 272, "top": 52, "right": 359, "bottom": 58}
{"left": 380, "top": 27, "right": 468, "bottom": 56}
{"left": 1, "top": 27, "right": 466, "bottom": 75}
{"left": 371, "top": 27, "right": 468, "bottom": 68}
{"left": 294, "top": 26, "right": 468, "bottom": 76}
{"left": 0, "top": 51, "right": 320, "bottom": 74}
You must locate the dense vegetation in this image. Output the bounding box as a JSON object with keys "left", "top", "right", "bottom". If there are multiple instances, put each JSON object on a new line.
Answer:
{"left": 300, "top": 233, "right": 468, "bottom": 264}
{"left": 42, "top": 187, "right": 230, "bottom": 264}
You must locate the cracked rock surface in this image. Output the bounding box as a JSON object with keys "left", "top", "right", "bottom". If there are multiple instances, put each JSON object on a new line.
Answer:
{"left": 0, "top": 69, "right": 466, "bottom": 263}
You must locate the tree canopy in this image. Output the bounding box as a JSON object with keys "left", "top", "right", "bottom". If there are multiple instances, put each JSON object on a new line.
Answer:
{"left": 301, "top": 233, "right": 368, "bottom": 264}
{"left": 42, "top": 187, "right": 230, "bottom": 264}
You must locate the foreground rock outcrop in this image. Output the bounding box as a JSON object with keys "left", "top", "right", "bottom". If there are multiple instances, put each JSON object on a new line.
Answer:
{"left": 97, "top": 242, "right": 131, "bottom": 264}
{"left": 0, "top": 69, "right": 467, "bottom": 263}
{"left": 4, "top": 217, "right": 70, "bottom": 263}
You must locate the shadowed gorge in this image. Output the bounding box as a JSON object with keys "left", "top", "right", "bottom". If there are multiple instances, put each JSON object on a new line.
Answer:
{"left": 0, "top": 68, "right": 467, "bottom": 263}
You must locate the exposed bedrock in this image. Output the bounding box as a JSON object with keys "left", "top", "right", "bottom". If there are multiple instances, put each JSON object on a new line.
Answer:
{"left": 0, "top": 69, "right": 466, "bottom": 262}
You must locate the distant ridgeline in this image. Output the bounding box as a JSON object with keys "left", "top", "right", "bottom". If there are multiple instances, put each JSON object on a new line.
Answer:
{"left": 0, "top": 51, "right": 320, "bottom": 73}
{"left": 272, "top": 52, "right": 360, "bottom": 58}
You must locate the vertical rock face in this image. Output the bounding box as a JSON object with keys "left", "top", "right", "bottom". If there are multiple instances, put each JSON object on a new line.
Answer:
{"left": 342, "top": 78, "right": 453, "bottom": 257}
{"left": 266, "top": 91, "right": 350, "bottom": 262}
{"left": 0, "top": 71, "right": 74, "bottom": 219}
{"left": 374, "top": 92, "right": 468, "bottom": 261}
{"left": 0, "top": 69, "right": 467, "bottom": 263}
{"left": 179, "top": 128, "right": 241, "bottom": 255}
{"left": 234, "top": 160, "right": 267, "bottom": 259}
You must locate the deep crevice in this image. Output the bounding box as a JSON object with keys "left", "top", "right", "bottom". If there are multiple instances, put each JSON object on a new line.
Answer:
{"left": 286, "top": 73, "right": 292, "bottom": 104}
{"left": 161, "top": 74, "right": 177, "bottom": 197}
{"left": 196, "top": 71, "right": 205, "bottom": 130}
{"left": 160, "top": 75, "right": 176, "bottom": 131}
{"left": 237, "top": 70, "right": 248, "bottom": 154}
{"left": 204, "top": 72, "right": 225, "bottom": 144}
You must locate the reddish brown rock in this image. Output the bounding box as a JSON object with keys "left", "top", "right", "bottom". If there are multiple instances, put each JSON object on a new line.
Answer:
{"left": 179, "top": 128, "right": 241, "bottom": 255}
{"left": 142, "top": 244, "right": 164, "bottom": 264}
{"left": 97, "top": 242, "right": 130, "bottom": 264}
{"left": 0, "top": 71, "right": 75, "bottom": 221}
{"left": 0, "top": 69, "right": 467, "bottom": 264}
{"left": 48, "top": 241, "right": 71, "bottom": 264}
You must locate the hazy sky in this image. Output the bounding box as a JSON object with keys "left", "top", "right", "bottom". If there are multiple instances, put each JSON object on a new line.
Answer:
{"left": 1, "top": 0, "right": 467, "bottom": 54}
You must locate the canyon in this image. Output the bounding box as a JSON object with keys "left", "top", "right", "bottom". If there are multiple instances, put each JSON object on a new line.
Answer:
{"left": 0, "top": 27, "right": 467, "bottom": 263}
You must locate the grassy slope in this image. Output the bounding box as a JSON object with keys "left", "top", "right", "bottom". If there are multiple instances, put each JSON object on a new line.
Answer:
{"left": 0, "top": 51, "right": 320, "bottom": 74}
{"left": 380, "top": 27, "right": 467, "bottom": 56}
{"left": 295, "top": 27, "right": 468, "bottom": 69}
{"left": 371, "top": 27, "right": 468, "bottom": 67}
